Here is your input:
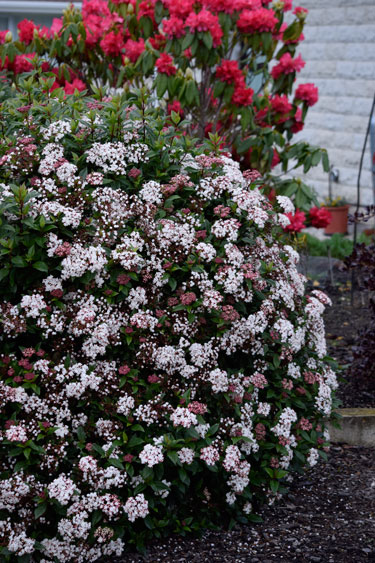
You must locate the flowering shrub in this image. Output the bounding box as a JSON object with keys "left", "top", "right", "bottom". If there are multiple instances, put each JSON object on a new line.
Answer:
{"left": 0, "top": 86, "right": 338, "bottom": 561}
{"left": 0, "top": 0, "right": 329, "bottom": 214}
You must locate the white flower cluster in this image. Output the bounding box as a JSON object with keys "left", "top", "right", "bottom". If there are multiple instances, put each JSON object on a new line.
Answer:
{"left": 85, "top": 141, "right": 148, "bottom": 174}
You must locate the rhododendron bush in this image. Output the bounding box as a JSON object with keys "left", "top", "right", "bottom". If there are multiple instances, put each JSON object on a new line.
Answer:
{"left": 0, "top": 86, "right": 338, "bottom": 562}
{"left": 0, "top": 0, "right": 330, "bottom": 216}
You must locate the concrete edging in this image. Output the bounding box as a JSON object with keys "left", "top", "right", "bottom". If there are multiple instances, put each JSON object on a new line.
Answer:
{"left": 328, "top": 408, "right": 375, "bottom": 447}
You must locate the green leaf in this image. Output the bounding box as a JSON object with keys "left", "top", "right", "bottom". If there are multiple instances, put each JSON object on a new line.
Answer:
{"left": 92, "top": 444, "right": 106, "bottom": 457}
{"left": 181, "top": 33, "right": 194, "bottom": 51}
{"left": 213, "top": 80, "right": 225, "bottom": 99}
{"left": 33, "top": 261, "right": 49, "bottom": 272}
{"left": 34, "top": 503, "right": 47, "bottom": 518}
{"left": 202, "top": 32, "right": 213, "bottom": 50}
{"left": 247, "top": 513, "right": 263, "bottom": 523}
{"left": 179, "top": 468, "right": 190, "bottom": 486}
{"left": 168, "top": 277, "right": 177, "bottom": 291}
{"left": 237, "top": 137, "right": 255, "bottom": 154}
{"left": 142, "top": 51, "right": 154, "bottom": 74}
{"left": 167, "top": 450, "right": 179, "bottom": 465}
{"left": 270, "top": 479, "right": 279, "bottom": 493}
{"left": 11, "top": 256, "right": 27, "bottom": 268}
{"left": 0, "top": 268, "right": 9, "bottom": 281}
{"left": 283, "top": 21, "right": 303, "bottom": 42}
{"left": 156, "top": 74, "right": 168, "bottom": 98}
{"left": 128, "top": 435, "right": 144, "bottom": 448}
{"left": 311, "top": 151, "right": 321, "bottom": 167}
{"left": 108, "top": 457, "right": 125, "bottom": 470}
{"left": 76, "top": 426, "right": 86, "bottom": 442}
{"left": 185, "top": 80, "right": 198, "bottom": 105}
{"left": 322, "top": 151, "right": 330, "bottom": 172}
{"left": 91, "top": 509, "right": 102, "bottom": 526}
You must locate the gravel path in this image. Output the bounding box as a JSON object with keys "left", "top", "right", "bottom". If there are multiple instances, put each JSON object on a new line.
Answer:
{"left": 117, "top": 446, "right": 375, "bottom": 562}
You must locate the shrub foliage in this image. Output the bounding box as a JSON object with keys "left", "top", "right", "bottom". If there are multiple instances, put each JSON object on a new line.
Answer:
{"left": 0, "top": 87, "right": 338, "bottom": 561}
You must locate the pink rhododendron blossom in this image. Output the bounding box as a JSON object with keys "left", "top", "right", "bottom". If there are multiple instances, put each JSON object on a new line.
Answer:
{"left": 17, "top": 19, "right": 38, "bottom": 44}
{"left": 186, "top": 9, "right": 223, "bottom": 46}
{"left": 309, "top": 206, "right": 331, "bottom": 228}
{"left": 237, "top": 8, "right": 278, "bottom": 34}
{"left": 163, "top": 16, "right": 186, "bottom": 38}
{"left": 100, "top": 31, "right": 125, "bottom": 56}
{"left": 271, "top": 53, "right": 305, "bottom": 80}
{"left": 283, "top": 209, "right": 306, "bottom": 232}
{"left": 155, "top": 53, "right": 177, "bottom": 75}
{"left": 124, "top": 38, "right": 145, "bottom": 62}
{"left": 295, "top": 83, "right": 319, "bottom": 106}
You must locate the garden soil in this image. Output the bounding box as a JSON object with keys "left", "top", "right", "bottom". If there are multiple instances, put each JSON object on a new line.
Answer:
{"left": 113, "top": 257, "right": 375, "bottom": 563}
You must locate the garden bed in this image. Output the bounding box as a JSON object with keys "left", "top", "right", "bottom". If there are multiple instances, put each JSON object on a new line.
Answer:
{"left": 301, "top": 256, "right": 374, "bottom": 408}
{"left": 116, "top": 445, "right": 375, "bottom": 562}
{"left": 112, "top": 259, "right": 375, "bottom": 562}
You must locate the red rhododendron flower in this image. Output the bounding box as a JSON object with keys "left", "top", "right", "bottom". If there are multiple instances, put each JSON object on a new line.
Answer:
{"left": 64, "top": 79, "right": 87, "bottom": 95}
{"left": 216, "top": 60, "right": 243, "bottom": 85}
{"left": 294, "top": 6, "right": 308, "bottom": 16}
{"left": 237, "top": 7, "right": 278, "bottom": 34}
{"left": 84, "top": 15, "right": 106, "bottom": 46}
{"left": 163, "top": 16, "right": 186, "bottom": 38}
{"left": 271, "top": 53, "right": 305, "bottom": 80}
{"left": 290, "top": 107, "right": 304, "bottom": 133}
{"left": 283, "top": 209, "right": 306, "bottom": 232}
{"left": 232, "top": 84, "right": 254, "bottom": 106}
{"left": 165, "top": 0, "right": 195, "bottom": 19}
{"left": 186, "top": 9, "right": 223, "bottom": 46}
{"left": 270, "top": 94, "right": 293, "bottom": 116}
{"left": 124, "top": 38, "right": 145, "bottom": 62}
{"left": 138, "top": 0, "right": 157, "bottom": 23}
{"left": 82, "top": 0, "right": 110, "bottom": 17}
{"left": 233, "top": 0, "right": 262, "bottom": 10}
{"left": 17, "top": 19, "right": 38, "bottom": 44}
{"left": 149, "top": 34, "right": 167, "bottom": 50}
{"left": 155, "top": 53, "right": 177, "bottom": 75}
{"left": 100, "top": 31, "right": 125, "bottom": 57}
{"left": 0, "top": 30, "right": 9, "bottom": 44}
{"left": 13, "top": 53, "right": 35, "bottom": 74}
{"left": 295, "top": 83, "right": 319, "bottom": 106}
{"left": 309, "top": 206, "right": 332, "bottom": 229}
{"left": 50, "top": 18, "right": 63, "bottom": 36}
{"left": 168, "top": 100, "right": 184, "bottom": 116}
{"left": 82, "top": 0, "right": 114, "bottom": 46}
{"left": 271, "top": 149, "right": 281, "bottom": 168}
{"left": 281, "top": 0, "right": 293, "bottom": 10}
{"left": 203, "top": 0, "right": 240, "bottom": 14}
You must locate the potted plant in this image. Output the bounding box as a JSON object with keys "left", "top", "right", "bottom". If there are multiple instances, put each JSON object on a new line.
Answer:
{"left": 322, "top": 197, "right": 350, "bottom": 235}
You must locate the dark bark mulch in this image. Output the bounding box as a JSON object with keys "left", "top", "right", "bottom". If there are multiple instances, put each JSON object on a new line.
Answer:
{"left": 118, "top": 446, "right": 375, "bottom": 562}
{"left": 321, "top": 272, "right": 374, "bottom": 408}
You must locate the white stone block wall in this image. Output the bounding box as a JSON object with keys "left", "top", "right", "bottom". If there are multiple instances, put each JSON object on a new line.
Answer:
{"left": 293, "top": 0, "right": 375, "bottom": 207}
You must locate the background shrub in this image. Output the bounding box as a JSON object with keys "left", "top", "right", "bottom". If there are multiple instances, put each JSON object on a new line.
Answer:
{"left": 0, "top": 0, "right": 330, "bottom": 216}
{"left": 0, "top": 85, "right": 338, "bottom": 561}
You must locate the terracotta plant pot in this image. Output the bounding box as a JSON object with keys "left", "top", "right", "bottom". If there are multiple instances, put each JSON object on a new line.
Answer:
{"left": 324, "top": 204, "right": 350, "bottom": 235}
